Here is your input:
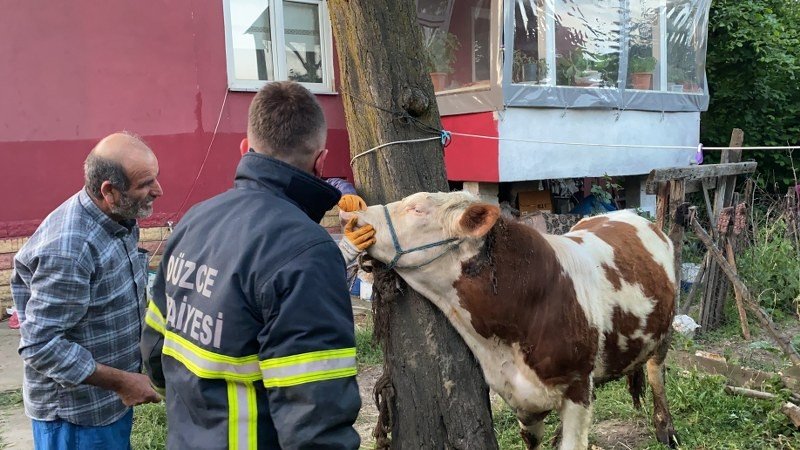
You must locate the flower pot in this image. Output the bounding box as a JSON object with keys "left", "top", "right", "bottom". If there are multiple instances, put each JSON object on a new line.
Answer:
{"left": 575, "top": 70, "right": 600, "bottom": 87}
{"left": 430, "top": 72, "right": 448, "bottom": 91}
{"left": 631, "top": 72, "right": 652, "bottom": 90}
{"left": 683, "top": 82, "right": 701, "bottom": 93}
{"left": 522, "top": 63, "right": 539, "bottom": 82}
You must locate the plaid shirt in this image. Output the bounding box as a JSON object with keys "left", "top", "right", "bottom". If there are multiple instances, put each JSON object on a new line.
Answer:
{"left": 11, "top": 189, "right": 147, "bottom": 427}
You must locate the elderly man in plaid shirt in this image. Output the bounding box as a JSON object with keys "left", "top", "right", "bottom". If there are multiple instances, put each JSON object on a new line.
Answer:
{"left": 11, "top": 132, "right": 164, "bottom": 449}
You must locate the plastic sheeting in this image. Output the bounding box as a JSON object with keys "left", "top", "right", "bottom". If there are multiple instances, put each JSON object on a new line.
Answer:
{"left": 504, "top": 0, "right": 711, "bottom": 112}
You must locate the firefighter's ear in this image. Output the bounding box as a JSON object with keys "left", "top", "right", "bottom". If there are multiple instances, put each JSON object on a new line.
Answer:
{"left": 239, "top": 138, "right": 249, "bottom": 156}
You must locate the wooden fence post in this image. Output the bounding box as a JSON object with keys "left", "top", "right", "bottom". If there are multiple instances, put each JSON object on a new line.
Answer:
{"left": 700, "top": 128, "right": 744, "bottom": 331}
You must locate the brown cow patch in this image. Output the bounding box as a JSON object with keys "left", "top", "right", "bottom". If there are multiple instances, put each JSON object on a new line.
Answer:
{"left": 566, "top": 236, "right": 584, "bottom": 244}
{"left": 603, "top": 307, "right": 646, "bottom": 377}
{"left": 649, "top": 222, "right": 669, "bottom": 243}
{"left": 602, "top": 263, "right": 622, "bottom": 291}
{"left": 571, "top": 216, "right": 606, "bottom": 232}
{"left": 454, "top": 218, "right": 599, "bottom": 391}
{"left": 573, "top": 217, "right": 674, "bottom": 340}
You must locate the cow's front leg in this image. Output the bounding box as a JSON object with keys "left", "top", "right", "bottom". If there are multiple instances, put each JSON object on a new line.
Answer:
{"left": 558, "top": 381, "right": 593, "bottom": 450}
{"left": 517, "top": 410, "right": 550, "bottom": 450}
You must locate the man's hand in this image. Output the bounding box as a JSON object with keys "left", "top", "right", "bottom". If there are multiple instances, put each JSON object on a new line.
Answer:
{"left": 116, "top": 372, "right": 162, "bottom": 406}
{"left": 344, "top": 217, "right": 375, "bottom": 251}
{"left": 338, "top": 194, "right": 367, "bottom": 212}
{"left": 84, "top": 363, "right": 161, "bottom": 406}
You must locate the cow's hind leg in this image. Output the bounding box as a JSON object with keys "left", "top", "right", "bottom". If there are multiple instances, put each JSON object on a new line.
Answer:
{"left": 557, "top": 380, "right": 593, "bottom": 450}
{"left": 646, "top": 339, "right": 679, "bottom": 448}
{"left": 626, "top": 366, "right": 645, "bottom": 409}
{"left": 517, "top": 410, "right": 550, "bottom": 450}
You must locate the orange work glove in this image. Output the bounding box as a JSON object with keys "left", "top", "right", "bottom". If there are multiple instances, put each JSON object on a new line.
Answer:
{"left": 338, "top": 194, "right": 367, "bottom": 212}
{"left": 344, "top": 217, "right": 376, "bottom": 251}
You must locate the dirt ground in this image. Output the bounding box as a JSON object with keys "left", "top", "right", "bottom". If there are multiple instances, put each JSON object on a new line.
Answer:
{"left": 1, "top": 309, "right": 796, "bottom": 450}
{"left": 0, "top": 327, "right": 32, "bottom": 450}
{"left": 355, "top": 365, "right": 382, "bottom": 449}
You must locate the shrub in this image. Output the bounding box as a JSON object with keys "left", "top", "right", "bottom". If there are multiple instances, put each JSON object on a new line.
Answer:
{"left": 736, "top": 206, "right": 800, "bottom": 317}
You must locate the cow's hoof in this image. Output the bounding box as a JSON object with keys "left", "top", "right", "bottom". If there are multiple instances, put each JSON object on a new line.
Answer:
{"left": 656, "top": 427, "right": 679, "bottom": 448}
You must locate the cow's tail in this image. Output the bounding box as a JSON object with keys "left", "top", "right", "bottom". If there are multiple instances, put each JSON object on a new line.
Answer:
{"left": 627, "top": 367, "right": 646, "bottom": 410}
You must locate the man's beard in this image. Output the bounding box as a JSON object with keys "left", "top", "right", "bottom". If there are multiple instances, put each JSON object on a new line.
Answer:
{"left": 111, "top": 192, "right": 154, "bottom": 220}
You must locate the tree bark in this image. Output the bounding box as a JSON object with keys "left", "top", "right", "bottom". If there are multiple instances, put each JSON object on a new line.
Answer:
{"left": 328, "top": 2, "right": 498, "bottom": 449}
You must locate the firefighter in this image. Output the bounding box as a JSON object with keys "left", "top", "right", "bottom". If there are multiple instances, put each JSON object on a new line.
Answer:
{"left": 141, "top": 81, "right": 362, "bottom": 449}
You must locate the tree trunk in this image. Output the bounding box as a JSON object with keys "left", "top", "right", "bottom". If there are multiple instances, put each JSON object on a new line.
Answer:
{"left": 328, "top": 2, "right": 498, "bottom": 449}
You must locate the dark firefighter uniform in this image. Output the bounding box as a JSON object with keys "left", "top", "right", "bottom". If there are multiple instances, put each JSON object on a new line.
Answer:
{"left": 141, "top": 153, "right": 361, "bottom": 449}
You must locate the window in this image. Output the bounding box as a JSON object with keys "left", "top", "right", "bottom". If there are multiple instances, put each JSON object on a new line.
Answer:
{"left": 507, "top": 0, "right": 711, "bottom": 111}
{"left": 223, "top": 0, "right": 334, "bottom": 92}
{"left": 417, "top": 0, "right": 493, "bottom": 93}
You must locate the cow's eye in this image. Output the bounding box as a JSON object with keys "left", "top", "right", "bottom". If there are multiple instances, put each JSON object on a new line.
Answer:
{"left": 406, "top": 205, "right": 426, "bottom": 215}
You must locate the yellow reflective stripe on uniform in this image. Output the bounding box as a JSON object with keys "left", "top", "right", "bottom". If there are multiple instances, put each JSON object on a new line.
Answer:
{"left": 246, "top": 383, "right": 257, "bottom": 449}
{"left": 227, "top": 381, "right": 257, "bottom": 450}
{"left": 227, "top": 381, "right": 238, "bottom": 449}
{"left": 145, "top": 301, "right": 166, "bottom": 334}
{"left": 162, "top": 332, "right": 261, "bottom": 382}
{"left": 260, "top": 348, "right": 357, "bottom": 388}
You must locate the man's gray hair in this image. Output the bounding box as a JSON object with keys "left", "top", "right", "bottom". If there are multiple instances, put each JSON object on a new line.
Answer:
{"left": 84, "top": 154, "right": 129, "bottom": 199}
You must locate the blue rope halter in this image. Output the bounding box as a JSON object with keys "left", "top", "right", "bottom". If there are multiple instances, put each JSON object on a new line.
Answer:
{"left": 382, "top": 206, "right": 462, "bottom": 270}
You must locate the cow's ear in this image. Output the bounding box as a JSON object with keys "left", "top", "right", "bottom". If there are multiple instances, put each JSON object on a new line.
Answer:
{"left": 459, "top": 203, "right": 500, "bottom": 237}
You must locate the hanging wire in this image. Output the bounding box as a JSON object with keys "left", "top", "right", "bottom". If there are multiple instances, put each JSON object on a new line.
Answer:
{"left": 148, "top": 88, "right": 229, "bottom": 264}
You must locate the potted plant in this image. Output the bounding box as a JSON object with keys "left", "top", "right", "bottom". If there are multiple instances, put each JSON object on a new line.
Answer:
{"left": 593, "top": 53, "right": 619, "bottom": 87}
{"left": 513, "top": 50, "right": 548, "bottom": 84}
{"left": 556, "top": 49, "right": 600, "bottom": 86}
{"left": 667, "top": 66, "right": 686, "bottom": 92}
{"left": 629, "top": 55, "right": 657, "bottom": 90}
{"left": 424, "top": 31, "right": 459, "bottom": 91}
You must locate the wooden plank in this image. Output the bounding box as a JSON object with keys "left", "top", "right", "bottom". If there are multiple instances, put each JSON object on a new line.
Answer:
{"left": 667, "top": 179, "right": 686, "bottom": 311}
{"left": 0, "top": 237, "right": 28, "bottom": 254}
{"left": 645, "top": 162, "right": 757, "bottom": 194}
{"left": 726, "top": 239, "right": 751, "bottom": 340}
{"left": 722, "top": 129, "right": 744, "bottom": 207}
{"left": 686, "top": 179, "right": 716, "bottom": 194}
{"left": 139, "top": 227, "right": 165, "bottom": 242}
{"left": 655, "top": 182, "right": 669, "bottom": 230}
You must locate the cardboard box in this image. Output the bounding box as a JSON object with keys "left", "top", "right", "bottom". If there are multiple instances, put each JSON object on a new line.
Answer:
{"left": 517, "top": 190, "right": 553, "bottom": 213}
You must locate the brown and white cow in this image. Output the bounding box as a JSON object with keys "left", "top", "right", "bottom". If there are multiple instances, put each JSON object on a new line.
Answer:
{"left": 344, "top": 191, "right": 678, "bottom": 450}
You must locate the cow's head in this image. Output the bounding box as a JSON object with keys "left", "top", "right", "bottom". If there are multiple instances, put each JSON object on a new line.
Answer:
{"left": 341, "top": 192, "right": 500, "bottom": 272}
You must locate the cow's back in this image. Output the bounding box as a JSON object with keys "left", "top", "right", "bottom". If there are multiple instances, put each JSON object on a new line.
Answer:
{"left": 553, "top": 211, "right": 676, "bottom": 380}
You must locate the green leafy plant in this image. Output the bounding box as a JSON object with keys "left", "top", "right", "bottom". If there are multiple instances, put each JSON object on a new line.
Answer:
{"left": 593, "top": 53, "right": 620, "bottom": 86}
{"left": 737, "top": 215, "right": 800, "bottom": 316}
{"left": 590, "top": 174, "right": 622, "bottom": 207}
{"left": 513, "top": 50, "right": 548, "bottom": 82}
{"left": 424, "top": 31, "right": 460, "bottom": 74}
{"left": 667, "top": 66, "right": 688, "bottom": 83}
{"left": 629, "top": 55, "right": 657, "bottom": 73}
{"left": 702, "top": 0, "right": 800, "bottom": 192}
{"left": 556, "top": 49, "right": 590, "bottom": 85}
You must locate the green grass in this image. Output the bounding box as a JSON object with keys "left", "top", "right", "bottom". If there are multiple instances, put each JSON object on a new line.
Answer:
{"left": 0, "top": 390, "right": 23, "bottom": 449}
{"left": 131, "top": 403, "right": 167, "bottom": 450}
{"left": 494, "top": 369, "right": 800, "bottom": 449}
{"left": 355, "top": 320, "right": 383, "bottom": 366}
{"left": 0, "top": 390, "right": 22, "bottom": 411}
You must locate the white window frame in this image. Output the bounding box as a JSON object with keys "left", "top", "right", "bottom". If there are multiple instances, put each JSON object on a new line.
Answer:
{"left": 222, "top": 0, "right": 336, "bottom": 93}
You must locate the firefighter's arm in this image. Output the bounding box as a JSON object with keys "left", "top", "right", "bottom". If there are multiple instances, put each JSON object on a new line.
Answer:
{"left": 140, "top": 261, "right": 168, "bottom": 396}
{"left": 258, "top": 241, "right": 361, "bottom": 450}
